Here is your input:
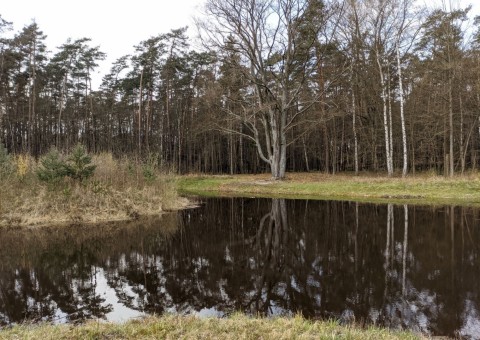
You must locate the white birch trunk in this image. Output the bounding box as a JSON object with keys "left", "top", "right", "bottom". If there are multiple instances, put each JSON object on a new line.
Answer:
{"left": 388, "top": 73, "right": 394, "bottom": 174}
{"left": 376, "top": 54, "right": 393, "bottom": 176}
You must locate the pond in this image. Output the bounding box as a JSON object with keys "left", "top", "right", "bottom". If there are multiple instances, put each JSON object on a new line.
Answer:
{"left": 0, "top": 197, "right": 479, "bottom": 338}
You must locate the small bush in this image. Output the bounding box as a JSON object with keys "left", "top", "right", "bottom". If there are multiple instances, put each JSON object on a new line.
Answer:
{"left": 64, "top": 144, "right": 96, "bottom": 183}
{"left": 36, "top": 147, "right": 67, "bottom": 184}
{"left": 143, "top": 153, "right": 159, "bottom": 183}
{"left": 37, "top": 144, "right": 96, "bottom": 186}
{"left": 14, "top": 154, "right": 32, "bottom": 181}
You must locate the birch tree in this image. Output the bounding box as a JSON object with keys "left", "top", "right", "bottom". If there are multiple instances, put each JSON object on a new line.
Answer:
{"left": 395, "top": 0, "right": 419, "bottom": 177}
{"left": 364, "top": 0, "right": 417, "bottom": 176}
{"left": 367, "top": 0, "right": 398, "bottom": 176}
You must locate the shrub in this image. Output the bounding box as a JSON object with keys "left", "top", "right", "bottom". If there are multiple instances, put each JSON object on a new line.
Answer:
{"left": 142, "top": 153, "right": 159, "bottom": 183}
{"left": 36, "top": 147, "right": 67, "bottom": 184}
{"left": 37, "top": 144, "right": 96, "bottom": 185}
{"left": 0, "top": 143, "right": 12, "bottom": 178}
{"left": 64, "top": 144, "right": 96, "bottom": 183}
{"left": 14, "top": 154, "right": 31, "bottom": 180}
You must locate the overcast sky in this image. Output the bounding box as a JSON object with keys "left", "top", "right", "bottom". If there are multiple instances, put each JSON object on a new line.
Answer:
{"left": 1, "top": 0, "right": 206, "bottom": 87}
{"left": 1, "top": 0, "right": 479, "bottom": 88}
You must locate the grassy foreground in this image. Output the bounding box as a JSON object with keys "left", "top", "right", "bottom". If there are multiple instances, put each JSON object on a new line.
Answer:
{"left": 0, "top": 315, "right": 422, "bottom": 340}
{"left": 178, "top": 172, "right": 480, "bottom": 205}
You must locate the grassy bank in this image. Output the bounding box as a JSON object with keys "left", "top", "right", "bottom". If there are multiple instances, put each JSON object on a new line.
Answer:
{"left": 0, "top": 315, "right": 422, "bottom": 339}
{"left": 0, "top": 152, "right": 187, "bottom": 228}
{"left": 178, "top": 172, "right": 480, "bottom": 206}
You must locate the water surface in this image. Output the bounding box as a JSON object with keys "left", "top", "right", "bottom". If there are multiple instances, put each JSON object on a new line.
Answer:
{"left": 0, "top": 198, "right": 479, "bottom": 338}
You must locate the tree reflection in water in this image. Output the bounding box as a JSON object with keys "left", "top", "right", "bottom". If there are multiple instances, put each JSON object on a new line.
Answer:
{"left": 0, "top": 198, "right": 479, "bottom": 338}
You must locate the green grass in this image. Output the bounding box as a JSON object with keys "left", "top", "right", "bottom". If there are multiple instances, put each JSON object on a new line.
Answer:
{"left": 177, "top": 172, "right": 480, "bottom": 206}
{"left": 0, "top": 314, "right": 423, "bottom": 339}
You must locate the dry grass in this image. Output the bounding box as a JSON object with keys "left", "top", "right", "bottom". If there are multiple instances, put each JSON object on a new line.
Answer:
{"left": 0, "top": 314, "right": 423, "bottom": 340}
{"left": 0, "top": 153, "right": 188, "bottom": 228}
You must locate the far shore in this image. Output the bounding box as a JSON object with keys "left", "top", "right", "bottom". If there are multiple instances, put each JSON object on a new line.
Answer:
{"left": 177, "top": 172, "right": 480, "bottom": 206}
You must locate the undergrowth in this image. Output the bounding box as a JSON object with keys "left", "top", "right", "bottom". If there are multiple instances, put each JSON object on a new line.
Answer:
{"left": 0, "top": 147, "right": 185, "bottom": 227}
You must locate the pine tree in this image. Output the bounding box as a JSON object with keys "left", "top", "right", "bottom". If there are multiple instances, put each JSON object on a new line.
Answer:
{"left": 36, "top": 147, "right": 67, "bottom": 183}
{"left": 64, "top": 144, "right": 96, "bottom": 182}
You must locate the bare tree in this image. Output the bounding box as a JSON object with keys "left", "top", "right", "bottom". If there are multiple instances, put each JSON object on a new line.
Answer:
{"left": 395, "top": 0, "right": 420, "bottom": 177}
{"left": 197, "top": 0, "right": 340, "bottom": 179}
{"left": 368, "top": 0, "right": 398, "bottom": 176}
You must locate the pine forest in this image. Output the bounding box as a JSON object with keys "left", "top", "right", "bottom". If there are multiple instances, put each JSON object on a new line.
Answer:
{"left": 1, "top": 0, "right": 479, "bottom": 179}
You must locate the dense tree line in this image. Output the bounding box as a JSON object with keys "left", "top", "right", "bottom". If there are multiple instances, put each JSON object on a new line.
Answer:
{"left": 1, "top": 0, "right": 480, "bottom": 178}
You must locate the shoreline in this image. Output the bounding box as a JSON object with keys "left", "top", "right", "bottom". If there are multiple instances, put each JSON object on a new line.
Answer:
{"left": 0, "top": 196, "right": 192, "bottom": 229}
{"left": 177, "top": 172, "right": 480, "bottom": 206}
{"left": 0, "top": 314, "right": 422, "bottom": 339}
{"left": 4, "top": 171, "right": 480, "bottom": 228}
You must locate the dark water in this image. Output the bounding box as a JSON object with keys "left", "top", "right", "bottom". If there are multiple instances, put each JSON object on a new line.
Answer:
{"left": 0, "top": 198, "right": 479, "bottom": 338}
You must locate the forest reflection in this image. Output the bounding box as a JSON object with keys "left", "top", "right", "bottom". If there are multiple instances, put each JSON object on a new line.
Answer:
{"left": 0, "top": 198, "right": 479, "bottom": 338}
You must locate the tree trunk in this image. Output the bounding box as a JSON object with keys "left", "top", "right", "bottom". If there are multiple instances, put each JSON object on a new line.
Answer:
{"left": 376, "top": 54, "right": 393, "bottom": 176}
{"left": 397, "top": 41, "right": 408, "bottom": 177}
{"left": 28, "top": 37, "right": 37, "bottom": 155}
{"left": 57, "top": 72, "right": 68, "bottom": 148}
{"left": 352, "top": 90, "right": 359, "bottom": 175}
{"left": 387, "top": 72, "right": 394, "bottom": 173}
{"left": 459, "top": 92, "right": 465, "bottom": 174}
{"left": 138, "top": 68, "right": 144, "bottom": 156}
{"left": 448, "top": 77, "right": 454, "bottom": 177}
{"left": 302, "top": 136, "right": 310, "bottom": 172}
